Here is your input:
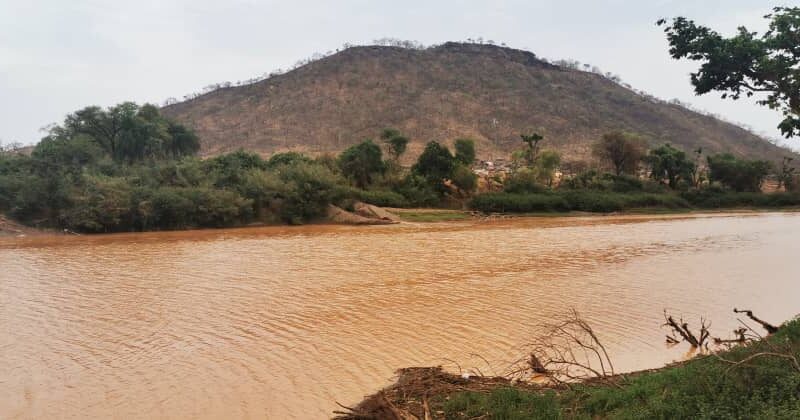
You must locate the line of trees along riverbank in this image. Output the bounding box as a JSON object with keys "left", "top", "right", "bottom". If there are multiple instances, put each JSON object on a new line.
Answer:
{"left": 0, "top": 104, "right": 479, "bottom": 232}
{"left": 2, "top": 102, "right": 799, "bottom": 233}
{"left": 470, "top": 130, "right": 800, "bottom": 214}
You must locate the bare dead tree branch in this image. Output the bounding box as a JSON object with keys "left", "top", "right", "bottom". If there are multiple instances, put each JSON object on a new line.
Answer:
{"left": 733, "top": 308, "right": 779, "bottom": 334}
{"left": 715, "top": 352, "right": 800, "bottom": 374}
{"left": 470, "top": 353, "right": 498, "bottom": 377}
{"left": 663, "top": 311, "right": 711, "bottom": 348}
{"left": 511, "top": 309, "right": 616, "bottom": 386}
{"left": 713, "top": 327, "right": 748, "bottom": 345}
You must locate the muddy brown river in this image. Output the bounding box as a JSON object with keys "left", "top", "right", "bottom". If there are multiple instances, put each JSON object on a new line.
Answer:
{"left": 1, "top": 212, "right": 799, "bottom": 419}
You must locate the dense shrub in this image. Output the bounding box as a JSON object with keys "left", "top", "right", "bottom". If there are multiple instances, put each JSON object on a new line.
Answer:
{"left": 134, "top": 187, "right": 252, "bottom": 231}
{"left": 335, "top": 186, "right": 409, "bottom": 208}
{"left": 605, "top": 174, "right": 644, "bottom": 192}
{"left": 205, "top": 150, "right": 268, "bottom": 188}
{"left": 504, "top": 168, "right": 548, "bottom": 194}
{"left": 451, "top": 165, "right": 478, "bottom": 193}
{"left": 394, "top": 174, "right": 441, "bottom": 207}
{"left": 560, "top": 171, "right": 665, "bottom": 193}
{"left": 683, "top": 187, "right": 800, "bottom": 208}
{"left": 413, "top": 141, "right": 456, "bottom": 193}
{"left": 275, "top": 162, "right": 339, "bottom": 224}
{"left": 470, "top": 191, "right": 690, "bottom": 213}
{"left": 562, "top": 191, "right": 689, "bottom": 212}
{"left": 237, "top": 169, "right": 283, "bottom": 215}
{"left": 560, "top": 191, "right": 627, "bottom": 212}
{"left": 707, "top": 153, "right": 771, "bottom": 192}
{"left": 266, "top": 151, "right": 312, "bottom": 168}
{"left": 338, "top": 140, "right": 385, "bottom": 188}
{"left": 470, "top": 193, "right": 569, "bottom": 213}
{"left": 454, "top": 138, "right": 476, "bottom": 165}
{"left": 60, "top": 176, "right": 135, "bottom": 232}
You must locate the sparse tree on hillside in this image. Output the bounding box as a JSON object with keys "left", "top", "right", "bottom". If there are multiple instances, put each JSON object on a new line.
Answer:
{"left": 658, "top": 7, "right": 800, "bottom": 137}
{"left": 592, "top": 131, "right": 647, "bottom": 176}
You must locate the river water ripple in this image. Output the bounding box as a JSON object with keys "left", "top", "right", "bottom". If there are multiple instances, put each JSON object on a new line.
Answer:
{"left": 1, "top": 212, "right": 799, "bottom": 418}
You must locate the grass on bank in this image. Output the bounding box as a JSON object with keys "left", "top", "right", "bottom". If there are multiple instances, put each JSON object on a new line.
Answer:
{"left": 389, "top": 209, "right": 471, "bottom": 222}
{"left": 469, "top": 191, "right": 800, "bottom": 214}
{"left": 440, "top": 318, "right": 800, "bottom": 419}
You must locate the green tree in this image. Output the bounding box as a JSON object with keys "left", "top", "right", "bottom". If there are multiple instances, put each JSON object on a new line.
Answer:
{"left": 537, "top": 149, "right": 562, "bottom": 187}
{"left": 380, "top": 128, "right": 409, "bottom": 161}
{"left": 166, "top": 123, "right": 200, "bottom": 158}
{"left": 454, "top": 138, "right": 476, "bottom": 165}
{"left": 412, "top": 141, "right": 455, "bottom": 193}
{"left": 777, "top": 156, "right": 797, "bottom": 190}
{"left": 32, "top": 134, "right": 104, "bottom": 171}
{"left": 239, "top": 169, "right": 283, "bottom": 216}
{"left": 520, "top": 133, "right": 544, "bottom": 166}
{"left": 689, "top": 147, "right": 706, "bottom": 187}
{"left": 658, "top": 7, "right": 800, "bottom": 137}
{"left": 206, "top": 150, "right": 268, "bottom": 188}
{"left": 707, "top": 154, "right": 771, "bottom": 192}
{"left": 592, "top": 131, "right": 647, "bottom": 175}
{"left": 61, "top": 175, "right": 134, "bottom": 232}
{"left": 646, "top": 144, "right": 695, "bottom": 189}
{"left": 338, "top": 140, "right": 385, "bottom": 188}
{"left": 60, "top": 102, "right": 198, "bottom": 162}
{"left": 63, "top": 103, "right": 138, "bottom": 158}
{"left": 267, "top": 151, "right": 312, "bottom": 168}
{"left": 451, "top": 165, "right": 477, "bottom": 194}
{"left": 504, "top": 168, "right": 546, "bottom": 194}
{"left": 277, "top": 162, "right": 339, "bottom": 224}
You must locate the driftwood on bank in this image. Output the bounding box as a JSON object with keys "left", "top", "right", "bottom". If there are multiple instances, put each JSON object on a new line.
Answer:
{"left": 665, "top": 308, "right": 783, "bottom": 348}
{"left": 507, "top": 309, "right": 616, "bottom": 386}
{"left": 711, "top": 314, "right": 799, "bottom": 374}
{"left": 713, "top": 327, "right": 748, "bottom": 345}
{"left": 335, "top": 307, "right": 792, "bottom": 419}
{"left": 332, "top": 367, "right": 530, "bottom": 420}
{"left": 734, "top": 308, "right": 779, "bottom": 334}
{"left": 663, "top": 311, "right": 710, "bottom": 348}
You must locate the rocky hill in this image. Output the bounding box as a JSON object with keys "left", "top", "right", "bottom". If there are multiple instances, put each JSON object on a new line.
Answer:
{"left": 162, "top": 42, "right": 793, "bottom": 164}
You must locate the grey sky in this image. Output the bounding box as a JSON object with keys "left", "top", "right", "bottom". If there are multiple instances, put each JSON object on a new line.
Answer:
{"left": 1, "top": 0, "right": 797, "bottom": 150}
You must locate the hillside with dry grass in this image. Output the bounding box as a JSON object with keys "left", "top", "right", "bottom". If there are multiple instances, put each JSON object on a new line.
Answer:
{"left": 162, "top": 42, "right": 793, "bottom": 164}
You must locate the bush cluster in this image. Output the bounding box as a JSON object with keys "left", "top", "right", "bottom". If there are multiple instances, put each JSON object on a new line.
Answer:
{"left": 470, "top": 191, "right": 690, "bottom": 213}
{"left": 682, "top": 187, "right": 800, "bottom": 208}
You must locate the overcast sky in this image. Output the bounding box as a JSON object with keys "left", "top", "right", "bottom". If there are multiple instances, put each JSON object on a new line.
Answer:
{"left": 1, "top": 0, "right": 797, "bottom": 150}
